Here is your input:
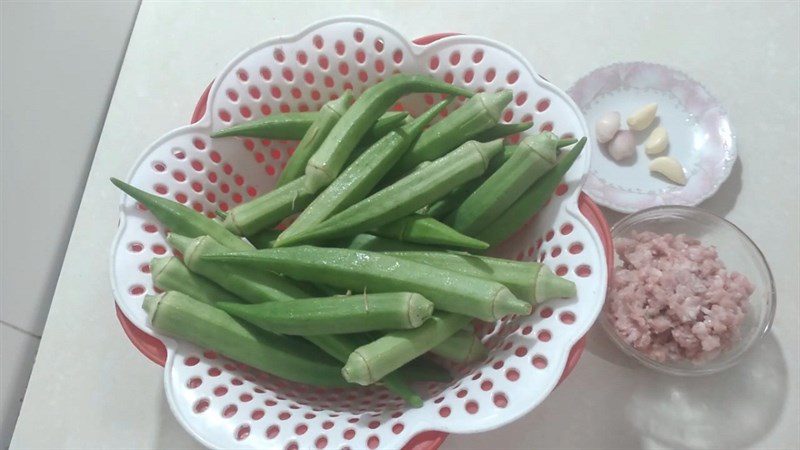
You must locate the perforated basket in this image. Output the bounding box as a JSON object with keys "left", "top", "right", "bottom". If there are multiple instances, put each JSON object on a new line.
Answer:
{"left": 110, "top": 17, "right": 609, "bottom": 450}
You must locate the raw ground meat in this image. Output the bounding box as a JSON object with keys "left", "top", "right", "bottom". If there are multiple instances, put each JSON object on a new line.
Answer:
{"left": 606, "top": 231, "right": 754, "bottom": 363}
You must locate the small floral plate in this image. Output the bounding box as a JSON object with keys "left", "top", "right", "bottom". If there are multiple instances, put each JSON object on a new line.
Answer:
{"left": 568, "top": 62, "right": 736, "bottom": 213}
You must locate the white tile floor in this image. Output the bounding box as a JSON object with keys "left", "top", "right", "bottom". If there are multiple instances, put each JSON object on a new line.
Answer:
{"left": 0, "top": 2, "right": 139, "bottom": 446}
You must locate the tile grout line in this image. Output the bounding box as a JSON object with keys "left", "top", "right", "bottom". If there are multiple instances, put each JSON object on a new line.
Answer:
{"left": 0, "top": 320, "right": 41, "bottom": 339}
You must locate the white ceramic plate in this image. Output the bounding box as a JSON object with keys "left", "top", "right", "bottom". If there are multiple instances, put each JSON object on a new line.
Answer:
{"left": 568, "top": 62, "right": 736, "bottom": 213}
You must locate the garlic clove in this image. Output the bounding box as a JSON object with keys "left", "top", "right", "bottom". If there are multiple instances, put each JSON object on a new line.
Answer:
{"left": 595, "top": 111, "right": 621, "bottom": 144}
{"left": 644, "top": 126, "right": 669, "bottom": 155}
{"left": 627, "top": 103, "right": 658, "bottom": 131}
{"left": 607, "top": 130, "right": 636, "bottom": 161}
{"left": 649, "top": 156, "right": 687, "bottom": 185}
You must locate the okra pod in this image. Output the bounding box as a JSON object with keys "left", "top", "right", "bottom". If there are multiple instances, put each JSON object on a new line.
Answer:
{"left": 277, "top": 99, "right": 451, "bottom": 246}
{"left": 223, "top": 176, "right": 315, "bottom": 236}
{"left": 284, "top": 139, "right": 504, "bottom": 246}
{"left": 143, "top": 292, "right": 348, "bottom": 386}
{"left": 387, "top": 251, "right": 576, "bottom": 303}
{"left": 430, "top": 329, "right": 488, "bottom": 363}
{"left": 217, "top": 292, "right": 434, "bottom": 335}
{"left": 372, "top": 214, "right": 488, "bottom": 250}
{"left": 473, "top": 121, "right": 534, "bottom": 142}
{"left": 167, "top": 235, "right": 423, "bottom": 405}
{"left": 247, "top": 228, "right": 282, "bottom": 249}
{"left": 211, "top": 110, "right": 408, "bottom": 140}
{"left": 276, "top": 92, "right": 353, "bottom": 187}
{"left": 476, "top": 138, "right": 587, "bottom": 246}
{"left": 390, "top": 90, "right": 512, "bottom": 176}
{"left": 150, "top": 256, "right": 243, "bottom": 305}
{"left": 304, "top": 75, "right": 473, "bottom": 193}
{"left": 205, "top": 246, "right": 531, "bottom": 321}
{"left": 338, "top": 234, "right": 437, "bottom": 252}
{"left": 342, "top": 312, "right": 471, "bottom": 385}
{"left": 110, "top": 178, "right": 251, "bottom": 251}
{"left": 167, "top": 234, "right": 316, "bottom": 303}
{"left": 448, "top": 132, "right": 559, "bottom": 235}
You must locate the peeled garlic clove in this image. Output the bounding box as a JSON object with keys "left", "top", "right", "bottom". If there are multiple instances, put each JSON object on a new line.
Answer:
{"left": 607, "top": 130, "right": 636, "bottom": 161}
{"left": 627, "top": 103, "right": 658, "bottom": 130}
{"left": 644, "top": 126, "right": 669, "bottom": 155}
{"left": 595, "top": 111, "right": 621, "bottom": 144}
{"left": 649, "top": 156, "right": 687, "bottom": 185}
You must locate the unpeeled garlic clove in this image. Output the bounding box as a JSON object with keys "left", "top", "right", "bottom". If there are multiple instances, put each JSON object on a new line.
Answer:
{"left": 644, "top": 126, "right": 669, "bottom": 155}
{"left": 607, "top": 130, "right": 636, "bottom": 161}
{"left": 649, "top": 156, "right": 687, "bottom": 185}
{"left": 595, "top": 111, "right": 621, "bottom": 144}
{"left": 627, "top": 103, "right": 658, "bottom": 130}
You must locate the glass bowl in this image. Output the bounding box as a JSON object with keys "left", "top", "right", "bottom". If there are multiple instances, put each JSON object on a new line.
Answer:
{"left": 600, "top": 206, "right": 776, "bottom": 375}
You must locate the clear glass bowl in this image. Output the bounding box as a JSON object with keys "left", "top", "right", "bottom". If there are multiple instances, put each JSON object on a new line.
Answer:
{"left": 600, "top": 206, "right": 776, "bottom": 376}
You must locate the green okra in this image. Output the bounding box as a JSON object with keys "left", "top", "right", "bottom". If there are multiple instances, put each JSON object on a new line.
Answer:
{"left": 205, "top": 246, "right": 531, "bottom": 321}
{"left": 276, "top": 92, "right": 353, "bottom": 187}
{"left": 277, "top": 99, "right": 451, "bottom": 246}
{"left": 167, "top": 235, "right": 423, "bottom": 406}
{"left": 387, "top": 251, "right": 576, "bottom": 303}
{"left": 143, "top": 292, "right": 348, "bottom": 386}
{"left": 477, "top": 137, "right": 587, "bottom": 246}
{"left": 401, "top": 357, "right": 452, "bottom": 382}
{"left": 110, "top": 178, "right": 251, "bottom": 251}
{"left": 372, "top": 214, "right": 488, "bottom": 250}
{"left": 150, "top": 256, "right": 243, "bottom": 305}
{"left": 282, "top": 139, "right": 504, "bottom": 246}
{"left": 473, "top": 121, "right": 534, "bottom": 142}
{"left": 359, "top": 111, "right": 410, "bottom": 146}
{"left": 429, "top": 329, "right": 488, "bottom": 363}
{"left": 448, "top": 132, "right": 559, "bottom": 235}
{"left": 304, "top": 75, "right": 473, "bottom": 193}
{"left": 217, "top": 292, "right": 434, "bottom": 335}
{"left": 501, "top": 137, "right": 578, "bottom": 162}
{"left": 211, "top": 110, "right": 408, "bottom": 140}
{"left": 223, "top": 176, "right": 315, "bottom": 237}
{"left": 247, "top": 228, "right": 282, "bottom": 249}
{"left": 167, "top": 234, "right": 315, "bottom": 303}
{"left": 389, "top": 90, "right": 513, "bottom": 177}
{"left": 342, "top": 312, "right": 471, "bottom": 385}
{"left": 338, "top": 234, "right": 437, "bottom": 252}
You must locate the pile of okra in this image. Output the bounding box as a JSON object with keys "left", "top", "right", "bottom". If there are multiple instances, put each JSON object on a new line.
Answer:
{"left": 114, "top": 74, "right": 586, "bottom": 407}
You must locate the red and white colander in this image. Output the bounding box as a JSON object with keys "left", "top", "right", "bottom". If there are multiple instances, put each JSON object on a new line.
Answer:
{"left": 110, "top": 17, "right": 610, "bottom": 450}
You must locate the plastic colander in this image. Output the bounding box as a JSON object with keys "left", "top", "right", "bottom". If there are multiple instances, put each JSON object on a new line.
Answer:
{"left": 110, "top": 16, "right": 610, "bottom": 450}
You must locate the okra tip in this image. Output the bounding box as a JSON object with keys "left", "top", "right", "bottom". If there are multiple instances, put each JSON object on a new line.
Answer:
{"left": 492, "top": 286, "right": 533, "bottom": 319}
{"left": 407, "top": 293, "right": 435, "bottom": 328}
{"left": 341, "top": 351, "right": 372, "bottom": 385}
{"left": 142, "top": 293, "right": 164, "bottom": 322}
{"left": 110, "top": 177, "right": 143, "bottom": 198}
{"left": 480, "top": 90, "right": 514, "bottom": 120}
{"left": 303, "top": 163, "right": 333, "bottom": 194}
{"left": 165, "top": 232, "right": 194, "bottom": 254}
{"left": 149, "top": 256, "right": 173, "bottom": 280}
{"left": 534, "top": 266, "right": 578, "bottom": 301}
